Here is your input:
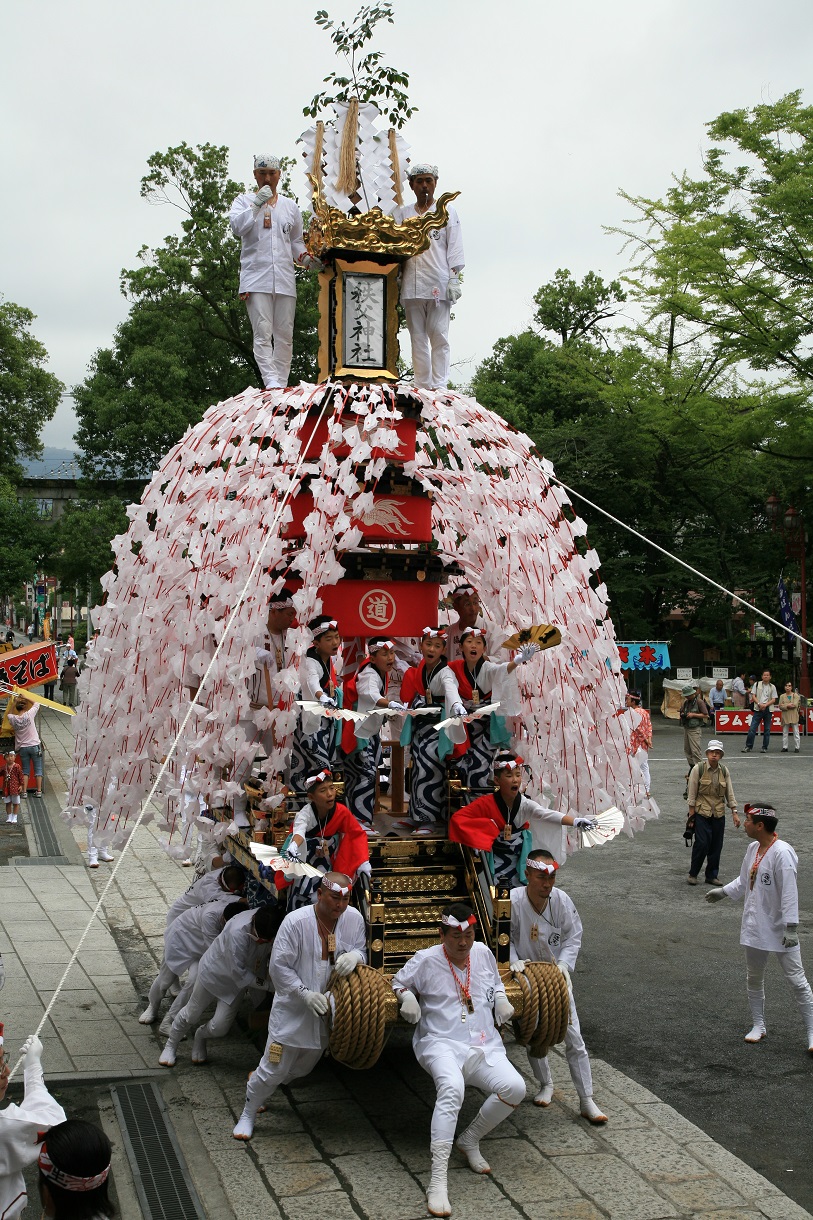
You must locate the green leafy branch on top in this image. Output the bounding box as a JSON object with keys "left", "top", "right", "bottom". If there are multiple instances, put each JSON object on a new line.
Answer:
{"left": 304, "top": 3, "right": 416, "bottom": 129}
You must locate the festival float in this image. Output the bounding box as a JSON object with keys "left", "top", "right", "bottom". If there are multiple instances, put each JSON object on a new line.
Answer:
{"left": 64, "top": 94, "right": 656, "bottom": 1068}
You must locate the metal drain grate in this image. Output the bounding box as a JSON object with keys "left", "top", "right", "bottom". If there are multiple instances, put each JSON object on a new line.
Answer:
{"left": 111, "top": 1081, "right": 206, "bottom": 1220}
{"left": 27, "top": 801, "right": 62, "bottom": 857}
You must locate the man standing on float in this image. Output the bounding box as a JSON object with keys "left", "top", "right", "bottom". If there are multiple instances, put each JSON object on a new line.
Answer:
{"left": 229, "top": 155, "right": 322, "bottom": 390}
{"left": 396, "top": 163, "right": 464, "bottom": 391}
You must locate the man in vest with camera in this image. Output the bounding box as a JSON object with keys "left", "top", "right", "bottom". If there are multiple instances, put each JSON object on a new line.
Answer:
{"left": 686, "top": 739, "right": 740, "bottom": 886}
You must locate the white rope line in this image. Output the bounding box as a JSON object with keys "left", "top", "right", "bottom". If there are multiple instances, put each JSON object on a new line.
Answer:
{"left": 549, "top": 476, "right": 813, "bottom": 650}
{"left": 7, "top": 389, "right": 336, "bottom": 1083}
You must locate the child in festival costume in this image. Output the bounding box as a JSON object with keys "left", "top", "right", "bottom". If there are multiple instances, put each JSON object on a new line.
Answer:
{"left": 449, "top": 628, "right": 540, "bottom": 795}
{"left": 340, "top": 637, "right": 405, "bottom": 830}
{"left": 0, "top": 1034, "right": 67, "bottom": 1220}
{"left": 449, "top": 753, "right": 595, "bottom": 887}
{"left": 290, "top": 616, "right": 343, "bottom": 793}
{"left": 400, "top": 628, "right": 467, "bottom": 835}
{"left": 707, "top": 802, "right": 813, "bottom": 1050}
{"left": 392, "top": 902, "right": 522, "bottom": 1218}
{"left": 510, "top": 848, "right": 607, "bottom": 1123}
{"left": 2, "top": 750, "right": 24, "bottom": 824}
{"left": 284, "top": 771, "right": 371, "bottom": 908}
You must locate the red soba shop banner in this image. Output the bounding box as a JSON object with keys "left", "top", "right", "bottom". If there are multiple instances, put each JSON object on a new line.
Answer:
{"left": 0, "top": 642, "right": 59, "bottom": 690}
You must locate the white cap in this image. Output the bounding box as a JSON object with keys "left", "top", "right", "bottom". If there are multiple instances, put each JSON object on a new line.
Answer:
{"left": 408, "top": 161, "right": 438, "bottom": 179}
{"left": 706, "top": 739, "right": 725, "bottom": 755}
{"left": 254, "top": 154, "right": 280, "bottom": 170}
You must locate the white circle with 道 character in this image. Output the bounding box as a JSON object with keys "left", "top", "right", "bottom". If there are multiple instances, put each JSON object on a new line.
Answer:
{"left": 359, "top": 588, "right": 397, "bottom": 630}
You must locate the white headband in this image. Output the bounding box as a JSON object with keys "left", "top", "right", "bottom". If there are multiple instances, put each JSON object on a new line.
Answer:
{"left": 254, "top": 154, "right": 280, "bottom": 169}
{"left": 441, "top": 913, "right": 476, "bottom": 928}
{"left": 368, "top": 639, "right": 395, "bottom": 652}
{"left": 322, "top": 878, "right": 350, "bottom": 895}
{"left": 422, "top": 627, "right": 447, "bottom": 639}
{"left": 526, "top": 858, "right": 558, "bottom": 874}
{"left": 460, "top": 627, "right": 487, "bottom": 641}
{"left": 494, "top": 757, "right": 522, "bottom": 773}
{"left": 311, "top": 619, "right": 338, "bottom": 637}
{"left": 305, "top": 769, "right": 332, "bottom": 789}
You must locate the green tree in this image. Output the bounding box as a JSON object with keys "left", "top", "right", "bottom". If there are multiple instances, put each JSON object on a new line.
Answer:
{"left": 52, "top": 497, "right": 129, "bottom": 603}
{"left": 0, "top": 477, "right": 53, "bottom": 601}
{"left": 74, "top": 143, "right": 319, "bottom": 481}
{"left": 0, "top": 298, "right": 63, "bottom": 476}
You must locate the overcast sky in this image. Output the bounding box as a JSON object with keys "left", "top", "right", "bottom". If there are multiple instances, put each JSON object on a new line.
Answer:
{"left": 4, "top": 0, "right": 813, "bottom": 449}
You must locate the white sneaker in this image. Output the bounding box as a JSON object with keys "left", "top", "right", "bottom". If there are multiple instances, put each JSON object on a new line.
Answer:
{"left": 233, "top": 1109, "right": 255, "bottom": 1140}
{"left": 579, "top": 1097, "right": 608, "bottom": 1124}
{"left": 159, "top": 1043, "right": 177, "bottom": 1067}
{"left": 744, "top": 1025, "right": 767, "bottom": 1043}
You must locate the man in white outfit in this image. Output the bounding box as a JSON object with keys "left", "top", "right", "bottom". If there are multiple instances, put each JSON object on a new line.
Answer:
{"left": 396, "top": 163, "right": 464, "bottom": 391}
{"left": 510, "top": 849, "right": 607, "bottom": 1124}
{"left": 0, "top": 1035, "right": 66, "bottom": 1220}
{"left": 391, "top": 902, "right": 523, "bottom": 1218}
{"left": 707, "top": 802, "right": 813, "bottom": 1050}
{"left": 229, "top": 155, "right": 322, "bottom": 389}
{"left": 159, "top": 904, "right": 282, "bottom": 1067}
{"left": 165, "top": 863, "right": 245, "bottom": 927}
{"left": 233, "top": 872, "right": 367, "bottom": 1139}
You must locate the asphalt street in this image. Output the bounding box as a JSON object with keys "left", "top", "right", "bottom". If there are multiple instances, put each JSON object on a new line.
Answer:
{"left": 559, "top": 717, "right": 813, "bottom": 1213}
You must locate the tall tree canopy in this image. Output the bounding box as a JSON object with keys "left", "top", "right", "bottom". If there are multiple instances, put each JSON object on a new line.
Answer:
{"left": 0, "top": 298, "right": 63, "bottom": 476}
{"left": 74, "top": 143, "right": 319, "bottom": 480}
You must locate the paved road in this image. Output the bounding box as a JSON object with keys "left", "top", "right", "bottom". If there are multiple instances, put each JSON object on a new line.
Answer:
{"left": 561, "top": 718, "right": 813, "bottom": 1212}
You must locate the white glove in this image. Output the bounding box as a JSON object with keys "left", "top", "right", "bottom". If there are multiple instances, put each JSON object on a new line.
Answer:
{"left": 356, "top": 860, "right": 371, "bottom": 878}
{"left": 398, "top": 990, "right": 421, "bottom": 1023}
{"left": 303, "top": 989, "right": 330, "bottom": 1016}
{"left": 573, "top": 817, "right": 596, "bottom": 831}
{"left": 705, "top": 888, "right": 726, "bottom": 904}
{"left": 252, "top": 184, "right": 273, "bottom": 209}
{"left": 509, "top": 959, "right": 526, "bottom": 974}
{"left": 20, "top": 1034, "right": 43, "bottom": 1071}
{"left": 557, "top": 962, "right": 571, "bottom": 985}
{"left": 515, "top": 643, "right": 540, "bottom": 665}
{"left": 319, "top": 693, "right": 337, "bottom": 709}
{"left": 494, "top": 992, "right": 515, "bottom": 1026}
{"left": 334, "top": 950, "right": 364, "bottom": 977}
{"left": 388, "top": 700, "right": 408, "bottom": 711}
{"left": 283, "top": 840, "right": 300, "bottom": 859}
{"left": 446, "top": 275, "right": 463, "bottom": 304}
{"left": 783, "top": 925, "right": 799, "bottom": 948}
{"left": 451, "top": 702, "right": 467, "bottom": 719}
{"left": 298, "top": 253, "right": 325, "bottom": 273}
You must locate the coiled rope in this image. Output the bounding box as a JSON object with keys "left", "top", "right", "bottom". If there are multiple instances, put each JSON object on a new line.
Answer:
{"left": 511, "top": 962, "right": 570, "bottom": 1058}
{"left": 328, "top": 965, "right": 395, "bottom": 1070}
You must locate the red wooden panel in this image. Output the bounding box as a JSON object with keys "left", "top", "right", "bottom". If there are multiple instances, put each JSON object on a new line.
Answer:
{"left": 299, "top": 415, "right": 417, "bottom": 462}
{"left": 282, "top": 493, "right": 432, "bottom": 543}
{"left": 319, "top": 579, "right": 438, "bottom": 636}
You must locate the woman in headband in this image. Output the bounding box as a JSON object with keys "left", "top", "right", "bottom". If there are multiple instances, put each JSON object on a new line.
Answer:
{"left": 340, "top": 637, "right": 406, "bottom": 832}
{"left": 399, "top": 629, "right": 467, "bottom": 835}
{"left": 509, "top": 849, "right": 607, "bottom": 1124}
{"left": 290, "top": 616, "right": 343, "bottom": 795}
{"left": 449, "top": 626, "right": 540, "bottom": 796}
{"left": 392, "top": 901, "right": 524, "bottom": 1216}
{"left": 449, "top": 752, "right": 595, "bottom": 887}
{"left": 37, "top": 1119, "right": 114, "bottom": 1218}
{"left": 283, "top": 770, "right": 370, "bottom": 908}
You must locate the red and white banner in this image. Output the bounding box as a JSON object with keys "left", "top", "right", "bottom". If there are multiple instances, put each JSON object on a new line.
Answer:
{"left": 715, "top": 709, "right": 783, "bottom": 734}
{"left": 0, "top": 642, "right": 58, "bottom": 690}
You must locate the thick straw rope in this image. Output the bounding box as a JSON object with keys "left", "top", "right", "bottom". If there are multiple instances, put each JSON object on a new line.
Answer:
{"left": 6, "top": 390, "right": 337, "bottom": 1084}
{"left": 512, "top": 963, "right": 570, "bottom": 1058}
{"left": 336, "top": 98, "right": 360, "bottom": 196}
{"left": 388, "top": 129, "right": 403, "bottom": 206}
{"left": 328, "top": 965, "right": 393, "bottom": 1070}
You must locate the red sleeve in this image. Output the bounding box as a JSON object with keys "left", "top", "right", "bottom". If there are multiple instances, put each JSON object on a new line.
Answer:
{"left": 449, "top": 659, "right": 472, "bottom": 699}
{"left": 448, "top": 794, "right": 502, "bottom": 851}
{"left": 325, "top": 803, "right": 370, "bottom": 879}
{"left": 400, "top": 665, "right": 422, "bottom": 705}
